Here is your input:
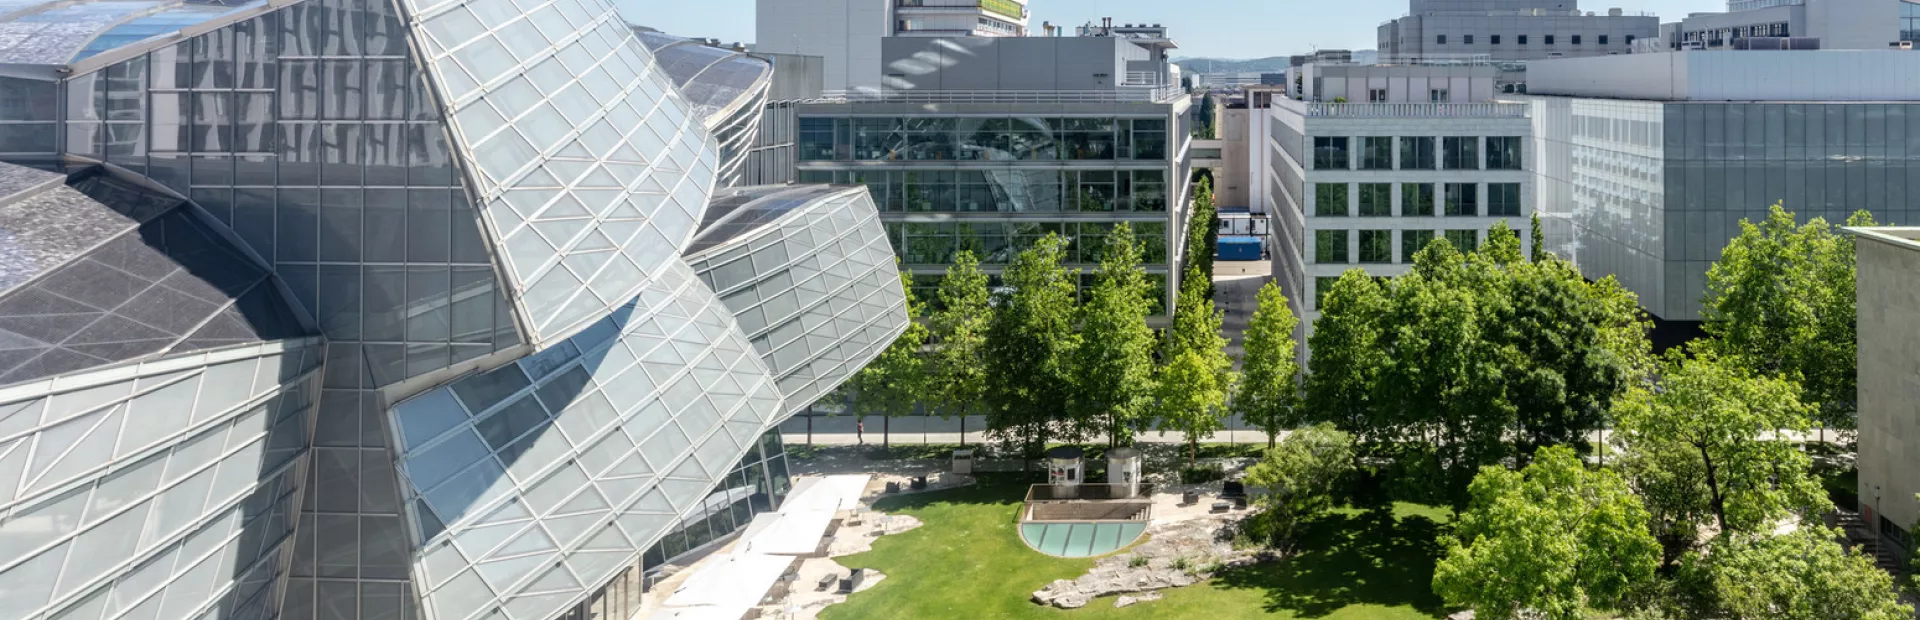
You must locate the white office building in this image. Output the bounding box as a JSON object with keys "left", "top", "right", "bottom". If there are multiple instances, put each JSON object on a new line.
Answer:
{"left": 756, "top": 0, "right": 1030, "bottom": 91}
{"left": 1654, "top": 0, "right": 1918, "bottom": 51}
{"left": 1266, "top": 67, "right": 1533, "bottom": 348}
{"left": 1379, "top": 0, "right": 1659, "bottom": 61}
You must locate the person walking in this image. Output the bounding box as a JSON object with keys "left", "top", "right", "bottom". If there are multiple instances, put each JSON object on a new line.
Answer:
{"left": 857, "top": 420, "right": 865, "bottom": 445}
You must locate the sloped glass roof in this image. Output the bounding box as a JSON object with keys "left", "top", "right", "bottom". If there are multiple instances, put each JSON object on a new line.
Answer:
{"left": 0, "top": 0, "right": 259, "bottom": 65}
{"left": 630, "top": 28, "right": 772, "bottom": 124}
{"left": 0, "top": 164, "right": 309, "bottom": 385}
{"left": 683, "top": 185, "right": 853, "bottom": 256}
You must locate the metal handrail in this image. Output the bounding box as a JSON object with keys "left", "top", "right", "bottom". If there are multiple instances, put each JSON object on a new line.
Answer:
{"left": 1277, "top": 99, "right": 1530, "bottom": 118}
{"left": 1024, "top": 483, "right": 1156, "bottom": 502}
{"left": 808, "top": 87, "right": 1184, "bottom": 104}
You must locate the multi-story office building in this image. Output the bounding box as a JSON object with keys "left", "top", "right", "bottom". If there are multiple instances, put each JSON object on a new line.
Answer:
{"left": 1193, "top": 96, "right": 1253, "bottom": 211}
{"left": 1851, "top": 225, "right": 1920, "bottom": 571}
{"left": 755, "top": 0, "right": 1030, "bottom": 91}
{"left": 795, "top": 33, "right": 1194, "bottom": 313}
{"left": 740, "top": 53, "right": 827, "bottom": 186}
{"left": 1267, "top": 67, "right": 1533, "bottom": 345}
{"left": 1378, "top": 0, "right": 1658, "bottom": 61}
{"left": 1655, "top": 0, "right": 1915, "bottom": 51}
{"left": 1528, "top": 51, "right": 1920, "bottom": 324}
{"left": 0, "top": 2, "right": 907, "bottom": 620}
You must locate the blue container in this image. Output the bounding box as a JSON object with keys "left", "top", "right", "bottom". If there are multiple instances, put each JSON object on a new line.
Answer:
{"left": 1217, "top": 236, "right": 1263, "bottom": 261}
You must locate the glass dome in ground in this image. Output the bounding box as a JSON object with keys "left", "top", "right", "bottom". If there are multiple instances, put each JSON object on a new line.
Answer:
{"left": 1018, "top": 521, "right": 1148, "bottom": 557}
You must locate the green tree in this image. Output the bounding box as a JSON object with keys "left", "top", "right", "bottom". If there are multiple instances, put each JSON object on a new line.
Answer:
{"left": 928, "top": 251, "right": 992, "bottom": 445}
{"left": 1236, "top": 281, "right": 1302, "bottom": 447}
{"left": 1153, "top": 349, "right": 1231, "bottom": 466}
{"left": 1071, "top": 224, "right": 1158, "bottom": 446}
{"left": 1185, "top": 176, "right": 1218, "bottom": 299}
{"left": 1613, "top": 349, "right": 1830, "bottom": 534}
{"left": 984, "top": 234, "right": 1080, "bottom": 460}
{"left": 1433, "top": 446, "right": 1662, "bottom": 620}
{"left": 1376, "top": 251, "right": 1514, "bottom": 496}
{"left": 845, "top": 265, "right": 929, "bottom": 446}
{"left": 1702, "top": 204, "right": 1877, "bottom": 431}
{"left": 1302, "top": 269, "right": 1390, "bottom": 439}
{"left": 1701, "top": 527, "right": 1913, "bottom": 620}
{"left": 1243, "top": 423, "right": 1355, "bottom": 548}
{"left": 1531, "top": 212, "right": 1549, "bottom": 262}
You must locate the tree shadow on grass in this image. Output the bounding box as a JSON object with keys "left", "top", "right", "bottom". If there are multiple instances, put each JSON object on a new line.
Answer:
{"left": 1212, "top": 506, "right": 1452, "bottom": 618}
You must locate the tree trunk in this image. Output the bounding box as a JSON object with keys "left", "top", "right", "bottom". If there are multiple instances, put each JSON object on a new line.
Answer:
{"left": 1267, "top": 429, "right": 1277, "bottom": 449}
{"left": 1189, "top": 435, "right": 1198, "bottom": 467}
{"left": 884, "top": 415, "right": 890, "bottom": 448}
{"left": 1699, "top": 445, "right": 1728, "bottom": 533}
{"left": 959, "top": 414, "right": 967, "bottom": 447}
{"left": 806, "top": 412, "right": 813, "bottom": 447}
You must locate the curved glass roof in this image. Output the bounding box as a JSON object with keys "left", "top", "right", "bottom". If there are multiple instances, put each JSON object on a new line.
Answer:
{"left": 0, "top": 0, "right": 259, "bottom": 66}
{"left": 683, "top": 185, "right": 855, "bottom": 256}
{"left": 630, "top": 28, "right": 772, "bottom": 126}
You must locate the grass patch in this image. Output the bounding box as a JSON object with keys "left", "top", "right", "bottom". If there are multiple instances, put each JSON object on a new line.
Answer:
{"left": 822, "top": 474, "right": 1452, "bottom": 619}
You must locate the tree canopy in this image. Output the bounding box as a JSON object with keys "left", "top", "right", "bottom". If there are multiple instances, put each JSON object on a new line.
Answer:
{"left": 984, "top": 234, "right": 1080, "bottom": 458}
{"left": 1702, "top": 204, "right": 1876, "bottom": 430}
{"left": 1694, "top": 527, "right": 1913, "bottom": 620}
{"left": 1433, "top": 446, "right": 1662, "bottom": 620}
{"left": 927, "top": 250, "right": 992, "bottom": 439}
{"left": 1153, "top": 349, "right": 1230, "bottom": 466}
{"left": 1236, "top": 281, "right": 1302, "bottom": 447}
{"left": 1070, "top": 224, "right": 1158, "bottom": 445}
{"left": 1244, "top": 424, "right": 1355, "bottom": 548}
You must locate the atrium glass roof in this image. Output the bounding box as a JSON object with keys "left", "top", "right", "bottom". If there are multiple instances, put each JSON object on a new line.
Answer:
{"left": 631, "top": 28, "right": 772, "bottom": 124}
{"left": 683, "top": 185, "right": 854, "bottom": 256}
{"left": 0, "top": 0, "right": 260, "bottom": 65}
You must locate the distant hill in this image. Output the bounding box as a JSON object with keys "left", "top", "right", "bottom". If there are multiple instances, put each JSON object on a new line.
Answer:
{"left": 1172, "top": 57, "right": 1293, "bottom": 74}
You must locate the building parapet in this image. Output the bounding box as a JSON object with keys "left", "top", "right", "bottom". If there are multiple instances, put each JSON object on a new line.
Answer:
{"left": 1276, "top": 99, "right": 1530, "bottom": 118}
{"left": 809, "top": 87, "right": 1185, "bottom": 104}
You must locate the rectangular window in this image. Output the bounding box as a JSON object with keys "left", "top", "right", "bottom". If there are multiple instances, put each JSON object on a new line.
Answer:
{"left": 1358, "top": 184, "right": 1392, "bottom": 216}
{"left": 1313, "top": 136, "right": 1349, "bottom": 170}
{"left": 1314, "top": 183, "right": 1349, "bottom": 217}
{"left": 1314, "top": 276, "right": 1341, "bottom": 310}
{"left": 1402, "top": 183, "right": 1435, "bottom": 216}
{"left": 1519, "top": 35, "right": 1530, "bottom": 44}
{"left": 1315, "top": 230, "right": 1349, "bottom": 264}
{"left": 1444, "top": 183, "right": 1478, "bottom": 216}
{"left": 1599, "top": 35, "right": 1610, "bottom": 45}
{"left": 1446, "top": 229, "right": 1479, "bottom": 252}
{"left": 1360, "top": 136, "right": 1392, "bottom": 169}
{"left": 1626, "top": 35, "right": 1636, "bottom": 45}
{"left": 1402, "top": 230, "right": 1435, "bottom": 262}
{"left": 1491, "top": 35, "right": 1502, "bottom": 44}
{"left": 1486, "top": 136, "right": 1522, "bottom": 170}
{"left": 1368, "top": 88, "right": 1388, "bottom": 102}
{"left": 1429, "top": 89, "right": 1450, "bottom": 103}
{"left": 1545, "top": 35, "right": 1556, "bottom": 45}
{"left": 1572, "top": 35, "right": 1582, "bottom": 45}
{"left": 1488, "top": 183, "right": 1522, "bottom": 216}
{"left": 1437, "top": 34, "right": 1447, "bottom": 44}
{"left": 1359, "top": 230, "right": 1392, "bottom": 263}
{"left": 1443, "top": 136, "right": 1479, "bottom": 170}
{"left": 1400, "top": 137, "right": 1436, "bottom": 169}
{"left": 1463, "top": 35, "right": 1474, "bottom": 44}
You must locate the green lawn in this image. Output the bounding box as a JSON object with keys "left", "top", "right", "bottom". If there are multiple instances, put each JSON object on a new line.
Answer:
{"left": 822, "top": 475, "right": 1454, "bottom": 620}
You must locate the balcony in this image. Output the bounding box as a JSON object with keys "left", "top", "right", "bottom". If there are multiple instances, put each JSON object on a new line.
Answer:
{"left": 809, "top": 87, "right": 1185, "bottom": 104}
{"left": 895, "top": 0, "right": 1027, "bottom": 20}
{"left": 1279, "top": 99, "right": 1530, "bottom": 118}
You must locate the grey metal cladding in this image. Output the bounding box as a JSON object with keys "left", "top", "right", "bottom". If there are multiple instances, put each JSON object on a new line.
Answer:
{"left": 0, "top": 338, "right": 325, "bottom": 620}
{"left": 0, "top": 168, "right": 309, "bottom": 385}
{"left": 386, "top": 260, "right": 787, "bottom": 620}
{"left": 687, "top": 187, "right": 909, "bottom": 409}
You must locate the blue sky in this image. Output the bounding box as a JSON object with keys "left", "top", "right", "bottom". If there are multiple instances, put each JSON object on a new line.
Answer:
{"left": 625, "top": 0, "right": 1729, "bottom": 59}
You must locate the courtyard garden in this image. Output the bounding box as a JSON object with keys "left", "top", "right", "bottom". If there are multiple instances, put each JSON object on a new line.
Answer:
{"left": 820, "top": 474, "right": 1452, "bottom": 620}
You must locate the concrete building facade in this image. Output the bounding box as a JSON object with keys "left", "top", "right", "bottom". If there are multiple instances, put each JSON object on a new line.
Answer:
{"left": 0, "top": 1, "right": 909, "bottom": 620}
{"left": 1657, "top": 0, "right": 1916, "bottom": 51}
{"left": 1528, "top": 51, "right": 1920, "bottom": 322}
{"left": 755, "top": 0, "right": 1030, "bottom": 91}
{"left": 1378, "top": 0, "right": 1658, "bottom": 61}
{"left": 1266, "top": 77, "right": 1534, "bottom": 349}
{"left": 1851, "top": 226, "right": 1920, "bottom": 568}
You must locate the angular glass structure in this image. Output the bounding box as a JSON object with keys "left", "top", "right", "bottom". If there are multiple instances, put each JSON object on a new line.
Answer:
{"left": 0, "top": 1, "right": 907, "bottom": 619}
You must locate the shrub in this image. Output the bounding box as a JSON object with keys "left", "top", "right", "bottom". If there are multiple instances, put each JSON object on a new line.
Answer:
{"left": 1179, "top": 464, "right": 1226, "bottom": 484}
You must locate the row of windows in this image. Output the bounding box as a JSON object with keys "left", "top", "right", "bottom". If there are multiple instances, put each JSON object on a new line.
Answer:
{"left": 908, "top": 271, "right": 1171, "bottom": 316}
{"left": 1437, "top": 34, "right": 1632, "bottom": 46}
{"left": 795, "top": 168, "right": 1170, "bottom": 213}
{"left": 1312, "top": 182, "right": 1523, "bottom": 217}
{"left": 798, "top": 117, "right": 1170, "bottom": 162}
{"left": 1311, "top": 136, "right": 1523, "bottom": 171}
{"left": 883, "top": 220, "right": 1172, "bottom": 267}
{"left": 1680, "top": 22, "right": 1789, "bottom": 45}
{"left": 1313, "top": 228, "right": 1493, "bottom": 265}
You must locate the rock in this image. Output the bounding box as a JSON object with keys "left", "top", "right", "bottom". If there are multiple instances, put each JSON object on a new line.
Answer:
{"left": 1448, "top": 611, "right": 1476, "bottom": 620}
{"left": 1115, "top": 590, "right": 1165, "bottom": 608}
{"left": 1055, "top": 593, "right": 1089, "bottom": 609}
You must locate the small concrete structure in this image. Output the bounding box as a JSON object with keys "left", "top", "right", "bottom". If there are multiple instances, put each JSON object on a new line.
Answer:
{"left": 1108, "top": 447, "right": 1143, "bottom": 498}
{"left": 1046, "top": 446, "right": 1086, "bottom": 486}
{"left": 951, "top": 448, "right": 974, "bottom": 475}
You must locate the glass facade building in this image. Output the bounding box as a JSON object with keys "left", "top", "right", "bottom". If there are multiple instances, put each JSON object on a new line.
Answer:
{"left": 795, "top": 106, "right": 1194, "bottom": 314}
{"left": 1531, "top": 96, "right": 1920, "bottom": 321}
{"left": 0, "top": 1, "right": 908, "bottom": 620}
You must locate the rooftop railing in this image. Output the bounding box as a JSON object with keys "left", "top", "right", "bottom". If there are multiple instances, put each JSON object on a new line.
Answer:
{"left": 1279, "top": 99, "right": 1530, "bottom": 118}
{"left": 808, "top": 86, "right": 1184, "bottom": 104}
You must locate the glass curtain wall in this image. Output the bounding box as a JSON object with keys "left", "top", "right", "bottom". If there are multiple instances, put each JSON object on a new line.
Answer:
{"left": 638, "top": 430, "right": 792, "bottom": 572}
{"left": 799, "top": 117, "right": 1168, "bottom": 162}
